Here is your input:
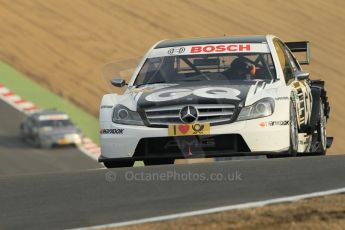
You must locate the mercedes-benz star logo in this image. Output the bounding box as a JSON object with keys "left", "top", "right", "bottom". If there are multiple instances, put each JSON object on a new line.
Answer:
{"left": 179, "top": 106, "right": 198, "bottom": 123}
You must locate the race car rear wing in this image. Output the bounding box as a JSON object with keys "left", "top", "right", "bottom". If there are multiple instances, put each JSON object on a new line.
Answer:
{"left": 285, "top": 41, "right": 310, "bottom": 65}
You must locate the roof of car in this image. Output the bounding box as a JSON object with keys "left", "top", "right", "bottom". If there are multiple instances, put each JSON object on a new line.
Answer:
{"left": 29, "top": 110, "right": 68, "bottom": 120}
{"left": 155, "top": 35, "right": 268, "bottom": 48}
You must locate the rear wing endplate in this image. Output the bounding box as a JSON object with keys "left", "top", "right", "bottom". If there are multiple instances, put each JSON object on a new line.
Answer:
{"left": 285, "top": 41, "right": 310, "bottom": 65}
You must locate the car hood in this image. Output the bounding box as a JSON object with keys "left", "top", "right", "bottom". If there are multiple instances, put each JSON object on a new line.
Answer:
{"left": 125, "top": 81, "right": 270, "bottom": 111}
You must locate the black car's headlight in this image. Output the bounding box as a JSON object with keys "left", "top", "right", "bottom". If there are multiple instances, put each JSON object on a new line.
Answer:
{"left": 237, "top": 98, "right": 275, "bottom": 121}
{"left": 112, "top": 105, "right": 144, "bottom": 126}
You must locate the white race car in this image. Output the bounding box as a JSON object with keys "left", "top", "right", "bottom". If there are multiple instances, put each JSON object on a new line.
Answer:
{"left": 99, "top": 35, "right": 332, "bottom": 168}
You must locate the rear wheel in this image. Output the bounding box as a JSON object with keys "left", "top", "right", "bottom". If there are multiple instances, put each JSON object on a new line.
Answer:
{"left": 144, "top": 159, "right": 175, "bottom": 166}
{"left": 289, "top": 100, "right": 298, "bottom": 156}
{"left": 315, "top": 101, "right": 327, "bottom": 155}
{"left": 103, "top": 160, "right": 134, "bottom": 168}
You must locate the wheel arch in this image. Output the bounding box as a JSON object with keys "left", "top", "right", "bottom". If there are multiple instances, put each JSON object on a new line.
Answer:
{"left": 309, "top": 80, "right": 330, "bottom": 133}
{"left": 309, "top": 87, "right": 322, "bottom": 133}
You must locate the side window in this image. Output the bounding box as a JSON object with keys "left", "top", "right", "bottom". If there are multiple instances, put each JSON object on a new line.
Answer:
{"left": 283, "top": 46, "right": 301, "bottom": 72}
{"left": 273, "top": 39, "right": 294, "bottom": 84}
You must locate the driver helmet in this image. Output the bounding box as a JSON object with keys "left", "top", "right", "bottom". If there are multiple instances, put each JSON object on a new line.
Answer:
{"left": 231, "top": 57, "right": 256, "bottom": 79}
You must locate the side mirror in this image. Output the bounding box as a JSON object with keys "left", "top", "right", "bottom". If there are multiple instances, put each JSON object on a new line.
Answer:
{"left": 110, "top": 79, "right": 127, "bottom": 87}
{"left": 296, "top": 71, "right": 309, "bottom": 81}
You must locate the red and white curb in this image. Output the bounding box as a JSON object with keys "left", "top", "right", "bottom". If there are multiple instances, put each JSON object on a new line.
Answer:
{"left": 78, "top": 138, "right": 101, "bottom": 161}
{"left": 0, "top": 84, "right": 38, "bottom": 112}
{"left": 0, "top": 83, "right": 101, "bottom": 161}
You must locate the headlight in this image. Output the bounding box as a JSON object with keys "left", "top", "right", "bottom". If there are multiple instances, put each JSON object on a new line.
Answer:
{"left": 237, "top": 98, "right": 275, "bottom": 121}
{"left": 112, "top": 105, "right": 144, "bottom": 125}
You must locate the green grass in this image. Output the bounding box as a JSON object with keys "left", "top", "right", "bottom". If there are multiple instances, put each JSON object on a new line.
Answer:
{"left": 0, "top": 61, "right": 99, "bottom": 144}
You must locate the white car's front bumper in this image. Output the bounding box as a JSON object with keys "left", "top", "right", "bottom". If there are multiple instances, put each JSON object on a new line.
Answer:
{"left": 100, "top": 117, "right": 290, "bottom": 161}
{"left": 40, "top": 133, "right": 82, "bottom": 148}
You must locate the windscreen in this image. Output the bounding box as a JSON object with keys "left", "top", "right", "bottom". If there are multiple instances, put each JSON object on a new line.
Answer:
{"left": 134, "top": 43, "right": 276, "bottom": 86}
{"left": 39, "top": 119, "right": 73, "bottom": 127}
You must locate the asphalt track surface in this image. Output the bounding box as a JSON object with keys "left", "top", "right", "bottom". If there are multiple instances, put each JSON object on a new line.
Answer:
{"left": 0, "top": 100, "right": 101, "bottom": 176}
{"left": 1, "top": 99, "right": 345, "bottom": 229}
{"left": 0, "top": 154, "right": 344, "bottom": 229}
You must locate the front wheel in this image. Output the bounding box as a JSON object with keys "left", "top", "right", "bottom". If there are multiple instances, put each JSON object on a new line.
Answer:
{"left": 103, "top": 160, "right": 134, "bottom": 168}
{"left": 33, "top": 136, "right": 42, "bottom": 148}
{"left": 289, "top": 100, "right": 299, "bottom": 156}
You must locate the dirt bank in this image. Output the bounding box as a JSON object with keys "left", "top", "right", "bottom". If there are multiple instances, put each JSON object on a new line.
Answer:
{"left": 0, "top": 0, "right": 344, "bottom": 153}
{"left": 112, "top": 193, "right": 345, "bottom": 230}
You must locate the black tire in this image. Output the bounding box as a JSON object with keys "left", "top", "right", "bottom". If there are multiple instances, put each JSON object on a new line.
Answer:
{"left": 289, "top": 99, "right": 298, "bottom": 156}
{"left": 144, "top": 159, "right": 175, "bottom": 166}
{"left": 103, "top": 160, "right": 134, "bottom": 168}
{"left": 33, "top": 136, "right": 42, "bottom": 148}
{"left": 315, "top": 101, "right": 327, "bottom": 155}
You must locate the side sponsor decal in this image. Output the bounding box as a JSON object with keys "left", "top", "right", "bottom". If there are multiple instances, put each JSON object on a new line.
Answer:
{"left": 100, "top": 129, "right": 124, "bottom": 134}
{"left": 100, "top": 105, "right": 113, "bottom": 109}
{"left": 297, "top": 134, "right": 311, "bottom": 152}
{"left": 259, "top": 120, "right": 289, "bottom": 127}
{"left": 291, "top": 80, "right": 312, "bottom": 128}
{"left": 299, "top": 140, "right": 309, "bottom": 145}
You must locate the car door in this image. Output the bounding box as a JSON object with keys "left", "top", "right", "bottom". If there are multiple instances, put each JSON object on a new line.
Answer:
{"left": 27, "top": 118, "right": 37, "bottom": 140}
{"left": 274, "top": 39, "right": 312, "bottom": 130}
